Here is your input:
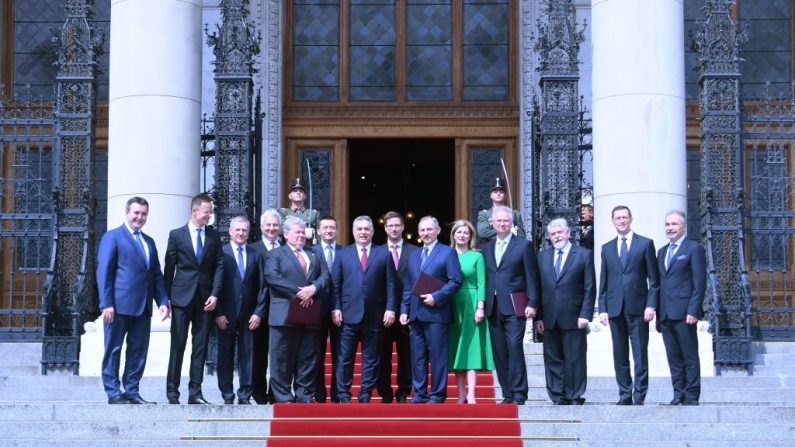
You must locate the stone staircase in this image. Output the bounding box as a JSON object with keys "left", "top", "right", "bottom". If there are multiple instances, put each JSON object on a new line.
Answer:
{"left": 1, "top": 339, "right": 794, "bottom": 446}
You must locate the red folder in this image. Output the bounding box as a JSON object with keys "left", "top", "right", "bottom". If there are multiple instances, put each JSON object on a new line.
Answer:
{"left": 410, "top": 272, "right": 445, "bottom": 297}
{"left": 286, "top": 297, "right": 321, "bottom": 325}
{"left": 510, "top": 292, "right": 529, "bottom": 317}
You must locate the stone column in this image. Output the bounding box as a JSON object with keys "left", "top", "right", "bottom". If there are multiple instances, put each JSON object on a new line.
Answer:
{"left": 591, "top": 0, "right": 686, "bottom": 250}
{"left": 107, "top": 0, "right": 203, "bottom": 250}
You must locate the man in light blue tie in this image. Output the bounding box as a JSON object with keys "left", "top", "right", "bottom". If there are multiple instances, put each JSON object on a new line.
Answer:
{"left": 97, "top": 196, "right": 170, "bottom": 404}
{"left": 312, "top": 216, "right": 342, "bottom": 402}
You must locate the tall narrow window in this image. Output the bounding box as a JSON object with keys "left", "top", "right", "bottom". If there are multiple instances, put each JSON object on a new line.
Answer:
{"left": 350, "top": 0, "right": 396, "bottom": 101}
{"left": 463, "top": 0, "right": 509, "bottom": 101}
{"left": 293, "top": 0, "right": 341, "bottom": 101}
{"left": 406, "top": 0, "right": 453, "bottom": 101}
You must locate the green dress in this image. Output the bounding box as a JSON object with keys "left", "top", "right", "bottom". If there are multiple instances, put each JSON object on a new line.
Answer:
{"left": 449, "top": 250, "right": 495, "bottom": 371}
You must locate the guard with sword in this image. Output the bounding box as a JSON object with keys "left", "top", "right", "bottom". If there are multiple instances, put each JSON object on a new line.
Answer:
{"left": 279, "top": 176, "right": 320, "bottom": 245}
{"left": 476, "top": 159, "right": 525, "bottom": 244}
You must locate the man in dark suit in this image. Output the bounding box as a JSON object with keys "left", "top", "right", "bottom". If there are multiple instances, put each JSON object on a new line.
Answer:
{"left": 399, "top": 216, "right": 462, "bottom": 403}
{"left": 312, "top": 215, "right": 342, "bottom": 403}
{"left": 657, "top": 210, "right": 706, "bottom": 406}
{"left": 215, "top": 215, "right": 267, "bottom": 405}
{"left": 164, "top": 193, "right": 224, "bottom": 405}
{"left": 377, "top": 211, "right": 418, "bottom": 403}
{"left": 263, "top": 216, "right": 330, "bottom": 403}
{"left": 598, "top": 205, "right": 659, "bottom": 405}
{"left": 332, "top": 215, "right": 397, "bottom": 403}
{"left": 98, "top": 196, "right": 170, "bottom": 404}
{"left": 249, "top": 208, "right": 283, "bottom": 404}
{"left": 535, "top": 218, "right": 595, "bottom": 405}
{"left": 481, "top": 206, "right": 540, "bottom": 405}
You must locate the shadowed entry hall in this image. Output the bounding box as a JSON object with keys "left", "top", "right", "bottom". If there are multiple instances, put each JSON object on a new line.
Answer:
{"left": 348, "top": 139, "right": 455, "bottom": 245}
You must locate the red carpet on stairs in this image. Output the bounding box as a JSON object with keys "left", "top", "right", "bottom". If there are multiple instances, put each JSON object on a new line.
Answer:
{"left": 267, "top": 343, "right": 522, "bottom": 446}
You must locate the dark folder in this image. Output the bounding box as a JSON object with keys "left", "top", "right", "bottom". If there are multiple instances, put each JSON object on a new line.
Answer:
{"left": 510, "top": 292, "right": 529, "bottom": 317}
{"left": 286, "top": 297, "right": 321, "bottom": 325}
{"left": 410, "top": 272, "right": 445, "bottom": 297}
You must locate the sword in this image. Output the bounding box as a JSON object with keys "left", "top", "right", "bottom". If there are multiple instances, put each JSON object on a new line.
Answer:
{"left": 305, "top": 158, "right": 316, "bottom": 244}
{"left": 499, "top": 157, "right": 513, "bottom": 210}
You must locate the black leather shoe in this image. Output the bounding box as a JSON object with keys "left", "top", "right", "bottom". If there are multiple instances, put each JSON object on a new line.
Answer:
{"left": 682, "top": 400, "right": 699, "bottom": 406}
{"left": 572, "top": 398, "right": 585, "bottom": 405}
{"left": 167, "top": 398, "right": 180, "bottom": 405}
{"left": 514, "top": 399, "right": 526, "bottom": 405}
{"left": 238, "top": 398, "right": 251, "bottom": 405}
{"left": 358, "top": 395, "right": 371, "bottom": 404}
{"left": 665, "top": 399, "right": 683, "bottom": 406}
{"left": 252, "top": 394, "right": 268, "bottom": 405}
{"left": 498, "top": 398, "right": 514, "bottom": 404}
{"left": 108, "top": 396, "right": 131, "bottom": 405}
{"left": 633, "top": 400, "right": 645, "bottom": 406}
{"left": 395, "top": 395, "right": 407, "bottom": 403}
{"left": 338, "top": 397, "right": 351, "bottom": 404}
{"left": 123, "top": 394, "right": 156, "bottom": 404}
{"left": 553, "top": 400, "right": 571, "bottom": 405}
{"left": 381, "top": 396, "right": 393, "bottom": 404}
{"left": 223, "top": 399, "right": 234, "bottom": 405}
{"left": 188, "top": 397, "right": 211, "bottom": 405}
{"left": 616, "top": 398, "right": 633, "bottom": 405}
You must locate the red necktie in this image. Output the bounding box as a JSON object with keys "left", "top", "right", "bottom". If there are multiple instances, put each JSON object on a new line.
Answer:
{"left": 361, "top": 247, "right": 368, "bottom": 269}
{"left": 295, "top": 248, "right": 308, "bottom": 276}
{"left": 391, "top": 244, "right": 399, "bottom": 269}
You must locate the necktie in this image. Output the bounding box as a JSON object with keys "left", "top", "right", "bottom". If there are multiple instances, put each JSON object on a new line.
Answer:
{"left": 195, "top": 228, "right": 203, "bottom": 260}
{"left": 391, "top": 244, "right": 400, "bottom": 269}
{"left": 133, "top": 231, "right": 148, "bottom": 268}
{"left": 555, "top": 250, "right": 563, "bottom": 279}
{"left": 326, "top": 245, "right": 334, "bottom": 267}
{"left": 496, "top": 240, "right": 506, "bottom": 265}
{"left": 295, "top": 248, "right": 308, "bottom": 276}
{"left": 421, "top": 247, "right": 429, "bottom": 268}
{"left": 361, "top": 247, "right": 368, "bottom": 269}
{"left": 269, "top": 241, "right": 275, "bottom": 251}
{"left": 237, "top": 246, "right": 245, "bottom": 279}
{"left": 666, "top": 243, "right": 678, "bottom": 270}
{"left": 620, "top": 236, "right": 628, "bottom": 268}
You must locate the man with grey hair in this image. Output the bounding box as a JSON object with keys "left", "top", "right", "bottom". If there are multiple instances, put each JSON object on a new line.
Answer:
{"left": 535, "top": 218, "right": 595, "bottom": 405}
{"left": 481, "top": 205, "right": 540, "bottom": 404}
{"left": 263, "top": 217, "right": 330, "bottom": 403}
{"left": 332, "top": 215, "right": 397, "bottom": 403}
{"left": 250, "top": 208, "right": 283, "bottom": 404}
{"left": 399, "top": 215, "right": 462, "bottom": 403}
{"left": 657, "top": 210, "right": 705, "bottom": 406}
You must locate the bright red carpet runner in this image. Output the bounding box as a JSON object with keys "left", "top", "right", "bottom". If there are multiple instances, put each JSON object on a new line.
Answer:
{"left": 266, "top": 346, "right": 522, "bottom": 446}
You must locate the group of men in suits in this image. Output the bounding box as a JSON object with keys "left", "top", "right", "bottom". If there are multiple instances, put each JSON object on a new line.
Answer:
{"left": 98, "top": 189, "right": 705, "bottom": 407}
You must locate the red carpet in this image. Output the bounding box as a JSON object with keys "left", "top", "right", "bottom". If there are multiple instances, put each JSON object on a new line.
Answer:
{"left": 266, "top": 343, "right": 522, "bottom": 446}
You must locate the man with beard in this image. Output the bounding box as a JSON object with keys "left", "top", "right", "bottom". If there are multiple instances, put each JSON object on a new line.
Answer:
{"left": 535, "top": 218, "right": 595, "bottom": 405}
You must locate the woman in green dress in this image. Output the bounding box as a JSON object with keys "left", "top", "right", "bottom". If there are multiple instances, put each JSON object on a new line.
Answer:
{"left": 449, "top": 220, "right": 495, "bottom": 404}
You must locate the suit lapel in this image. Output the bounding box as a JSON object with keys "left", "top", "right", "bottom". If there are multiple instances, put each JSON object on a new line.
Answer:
{"left": 420, "top": 244, "right": 440, "bottom": 273}
{"left": 122, "top": 227, "right": 148, "bottom": 269}
{"left": 557, "top": 245, "right": 577, "bottom": 282}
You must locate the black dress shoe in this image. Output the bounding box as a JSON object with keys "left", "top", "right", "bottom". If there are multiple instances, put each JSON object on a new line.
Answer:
{"left": 167, "top": 398, "right": 180, "bottom": 405}
{"left": 514, "top": 399, "right": 526, "bottom": 405}
{"left": 108, "top": 396, "right": 131, "bottom": 405}
{"left": 616, "top": 398, "right": 633, "bottom": 406}
{"left": 123, "top": 394, "right": 156, "bottom": 404}
{"left": 498, "top": 398, "right": 514, "bottom": 404}
{"left": 338, "top": 397, "right": 351, "bottom": 404}
{"left": 682, "top": 400, "right": 699, "bottom": 406}
{"left": 238, "top": 398, "right": 251, "bottom": 405}
{"left": 572, "top": 398, "right": 585, "bottom": 405}
{"left": 553, "top": 400, "right": 571, "bottom": 405}
{"left": 381, "top": 396, "right": 393, "bottom": 404}
{"left": 188, "top": 397, "right": 211, "bottom": 405}
{"left": 358, "top": 395, "right": 371, "bottom": 404}
{"left": 395, "top": 395, "right": 407, "bottom": 403}
{"left": 223, "top": 399, "right": 234, "bottom": 405}
{"left": 665, "top": 399, "right": 683, "bottom": 406}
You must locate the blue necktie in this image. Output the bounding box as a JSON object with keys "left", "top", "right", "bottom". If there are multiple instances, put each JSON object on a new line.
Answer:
{"left": 133, "top": 231, "right": 149, "bottom": 268}
{"left": 420, "top": 247, "right": 429, "bottom": 268}
{"left": 666, "top": 243, "right": 678, "bottom": 271}
{"left": 237, "top": 246, "right": 245, "bottom": 279}
{"left": 620, "top": 237, "right": 628, "bottom": 269}
{"left": 554, "top": 250, "right": 563, "bottom": 280}
{"left": 195, "top": 228, "right": 203, "bottom": 260}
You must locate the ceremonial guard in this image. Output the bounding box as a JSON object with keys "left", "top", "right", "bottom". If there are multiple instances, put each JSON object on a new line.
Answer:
{"left": 477, "top": 178, "right": 525, "bottom": 244}
{"left": 279, "top": 178, "right": 320, "bottom": 244}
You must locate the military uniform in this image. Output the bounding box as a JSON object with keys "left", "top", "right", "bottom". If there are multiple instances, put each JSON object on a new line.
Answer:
{"left": 279, "top": 178, "right": 320, "bottom": 244}
{"left": 477, "top": 207, "right": 525, "bottom": 243}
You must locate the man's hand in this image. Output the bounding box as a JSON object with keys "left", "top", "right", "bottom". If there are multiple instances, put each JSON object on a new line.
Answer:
{"left": 102, "top": 307, "right": 115, "bottom": 324}
{"left": 599, "top": 312, "right": 609, "bottom": 326}
{"left": 383, "top": 311, "right": 396, "bottom": 327}
{"left": 399, "top": 313, "right": 409, "bottom": 326}
{"left": 420, "top": 293, "right": 435, "bottom": 307}
{"left": 644, "top": 307, "right": 656, "bottom": 322}
{"left": 535, "top": 320, "right": 545, "bottom": 335}
{"left": 204, "top": 296, "right": 218, "bottom": 312}
{"left": 248, "top": 314, "right": 261, "bottom": 331}
{"left": 158, "top": 305, "right": 170, "bottom": 321}
{"left": 577, "top": 318, "right": 589, "bottom": 330}
{"left": 215, "top": 315, "right": 229, "bottom": 330}
{"left": 297, "top": 285, "right": 317, "bottom": 301}
{"left": 332, "top": 310, "right": 343, "bottom": 327}
{"left": 686, "top": 314, "right": 698, "bottom": 325}
{"left": 525, "top": 306, "right": 536, "bottom": 319}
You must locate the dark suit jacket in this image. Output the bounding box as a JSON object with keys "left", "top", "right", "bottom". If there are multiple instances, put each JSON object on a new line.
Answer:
{"left": 163, "top": 224, "right": 224, "bottom": 307}
{"left": 332, "top": 244, "right": 397, "bottom": 325}
{"left": 400, "top": 243, "right": 462, "bottom": 323}
{"left": 97, "top": 225, "right": 169, "bottom": 316}
{"left": 657, "top": 239, "right": 706, "bottom": 321}
{"left": 381, "top": 242, "right": 419, "bottom": 295}
{"left": 263, "top": 244, "right": 330, "bottom": 328}
{"left": 537, "top": 244, "right": 596, "bottom": 330}
{"left": 598, "top": 234, "right": 660, "bottom": 317}
{"left": 481, "top": 236, "right": 541, "bottom": 316}
{"left": 217, "top": 244, "right": 267, "bottom": 323}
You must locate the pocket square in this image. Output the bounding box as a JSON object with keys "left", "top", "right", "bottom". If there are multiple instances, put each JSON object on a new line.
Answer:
{"left": 676, "top": 254, "right": 687, "bottom": 260}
